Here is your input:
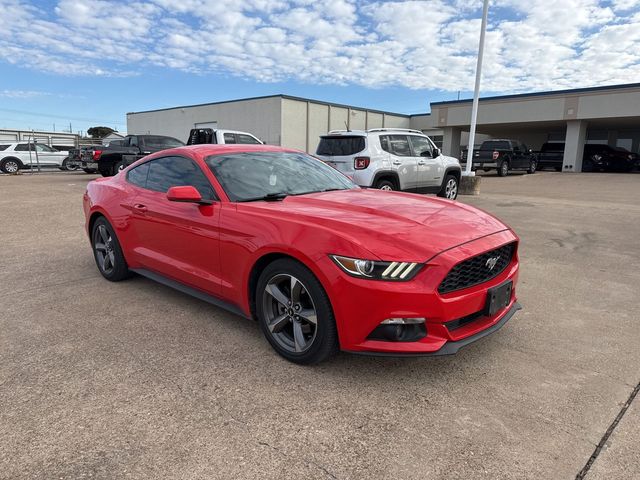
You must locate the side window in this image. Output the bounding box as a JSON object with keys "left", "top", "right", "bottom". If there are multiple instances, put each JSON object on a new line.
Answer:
{"left": 380, "top": 135, "right": 391, "bottom": 153}
{"left": 14, "top": 144, "right": 31, "bottom": 151}
{"left": 145, "top": 156, "right": 217, "bottom": 200}
{"left": 223, "top": 133, "right": 236, "bottom": 144}
{"left": 126, "top": 161, "right": 151, "bottom": 187}
{"left": 237, "top": 134, "right": 260, "bottom": 144}
{"left": 387, "top": 135, "right": 412, "bottom": 157}
{"left": 408, "top": 136, "right": 433, "bottom": 157}
{"left": 129, "top": 136, "right": 139, "bottom": 147}
{"left": 0, "top": 145, "right": 9, "bottom": 151}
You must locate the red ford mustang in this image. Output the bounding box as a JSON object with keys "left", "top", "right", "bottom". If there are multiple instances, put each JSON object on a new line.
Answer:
{"left": 83, "top": 144, "right": 521, "bottom": 364}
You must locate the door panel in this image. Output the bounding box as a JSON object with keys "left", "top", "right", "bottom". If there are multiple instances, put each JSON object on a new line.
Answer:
{"left": 384, "top": 135, "right": 417, "bottom": 190}
{"left": 409, "top": 135, "right": 441, "bottom": 188}
{"left": 126, "top": 156, "right": 222, "bottom": 296}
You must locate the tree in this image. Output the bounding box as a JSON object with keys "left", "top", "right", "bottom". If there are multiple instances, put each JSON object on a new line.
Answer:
{"left": 87, "top": 126, "right": 116, "bottom": 138}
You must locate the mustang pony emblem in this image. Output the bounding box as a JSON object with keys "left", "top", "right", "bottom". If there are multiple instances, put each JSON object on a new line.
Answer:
{"left": 486, "top": 257, "right": 499, "bottom": 270}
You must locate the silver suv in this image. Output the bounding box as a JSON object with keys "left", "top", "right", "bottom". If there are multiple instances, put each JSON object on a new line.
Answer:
{"left": 315, "top": 128, "right": 461, "bottom": 199}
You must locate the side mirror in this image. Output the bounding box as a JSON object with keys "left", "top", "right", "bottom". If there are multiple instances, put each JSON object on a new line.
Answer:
{"left": 167, "top": 186, "right": 211, "bottom": 204}
{"left": 433, "top": 148, "right": 441, "bottom": 157}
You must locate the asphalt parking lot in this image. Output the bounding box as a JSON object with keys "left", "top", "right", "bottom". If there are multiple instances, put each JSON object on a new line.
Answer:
{"left": 1, "top": 171, "right": 639, "bottom": 479}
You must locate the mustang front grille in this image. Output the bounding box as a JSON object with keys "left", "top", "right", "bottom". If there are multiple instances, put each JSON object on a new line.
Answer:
{"left": 438, "top": 242, "right": 516, "bottom": 294}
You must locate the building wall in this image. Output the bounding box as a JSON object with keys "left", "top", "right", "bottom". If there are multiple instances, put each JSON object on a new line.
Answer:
{"left": 0, "top": 129, "right": 79, "bottom": 147}
{"left": 127, "top": 97, "right": 282, "bottom": 145}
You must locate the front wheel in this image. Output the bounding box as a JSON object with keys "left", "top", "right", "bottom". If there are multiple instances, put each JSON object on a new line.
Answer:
{"left": 498, "top": 160, "right": 509, "bottom": 177}
{"left": 527, "top": 159, "right": 537, "bottom": 174}
{"left": 437, "top": 174, "right": 459, "bottom": 200}
{"left": 256, "top": 259, "right": 339, "bottom": 364}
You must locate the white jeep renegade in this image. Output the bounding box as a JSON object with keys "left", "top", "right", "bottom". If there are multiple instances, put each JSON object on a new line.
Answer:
{"left": 315, "top": 128, "right": 461, "bottom": 200}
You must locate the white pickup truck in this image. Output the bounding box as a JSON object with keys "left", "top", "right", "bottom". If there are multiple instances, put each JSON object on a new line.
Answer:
{"left": 0, "top": 142, "right": 70, "bottom": 173}
{"left": 186, "top": 128, "right": 262, "bottom": 146}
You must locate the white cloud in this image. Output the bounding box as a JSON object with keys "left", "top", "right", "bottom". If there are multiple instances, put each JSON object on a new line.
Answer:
{"left": 0, "top": 89, "right": 50, "bottom": 98}
{"left": 0, "top": 0, "right": 639, "bottom": 93}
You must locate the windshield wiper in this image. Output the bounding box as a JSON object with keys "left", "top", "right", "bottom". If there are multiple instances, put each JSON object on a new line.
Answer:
{"left": 238, "top": 192, "right": 289, "bottom": 202}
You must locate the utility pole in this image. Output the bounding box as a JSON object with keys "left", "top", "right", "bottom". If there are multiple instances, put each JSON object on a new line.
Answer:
{"left": 464, "top": 0, "right": 489, "bottom": 177}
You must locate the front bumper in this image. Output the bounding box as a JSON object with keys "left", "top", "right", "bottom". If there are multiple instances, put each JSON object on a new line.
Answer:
{"left": 325, "top": 230, "right": 520, "bottom": 355}
{"left": 345, "top": 302, "right": 521, "bottom": 356}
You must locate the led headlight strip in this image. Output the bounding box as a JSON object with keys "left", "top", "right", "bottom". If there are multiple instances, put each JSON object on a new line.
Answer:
{"left": 330, "top": 255, "right": 422, "bottom": 281}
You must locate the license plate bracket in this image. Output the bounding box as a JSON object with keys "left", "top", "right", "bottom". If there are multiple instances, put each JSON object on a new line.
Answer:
{"left": 485, "top": 280, "right": 512, "bottom": 316}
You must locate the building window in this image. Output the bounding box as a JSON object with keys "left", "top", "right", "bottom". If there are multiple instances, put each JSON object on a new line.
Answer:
{"left": 429, "top": 135, "right": 443, "bottom": 149}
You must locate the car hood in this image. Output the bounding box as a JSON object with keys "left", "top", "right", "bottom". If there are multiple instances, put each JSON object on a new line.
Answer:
{"left": 243, "top": 189, "right": 510, "bottom": 261}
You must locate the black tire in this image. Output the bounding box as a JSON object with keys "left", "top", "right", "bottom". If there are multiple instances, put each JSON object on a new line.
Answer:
{"left": 83, "top": 168, "right": 97, "bottom": 174}
{"left": 114, "top": 160, "right": 126, "bottom": 175}
{"left": 527, "top": 159, "right": 537, "bottom": 174}
{"left": 375, "top": 179, "right": 397, "bottom": 191}
{"left": 1, "top": 157, "right": 22, "bottom": 174}
{"left": 99, "top": 168, "right": 112, "bottom": 177}
{"left": 437, "top": 174, "right": 459, "bottom": 200}
{"left": 91, "top": 217, "right": 132, "bottom": 282}
{"left": 498, "top": 159, "right": 509, "bottom": 177}
{"left": 256, "top": 258, "right": 339, "bottom": 364}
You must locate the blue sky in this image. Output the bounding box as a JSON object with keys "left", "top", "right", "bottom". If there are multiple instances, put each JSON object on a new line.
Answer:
{"left": 1, "top": 0, "right": 639, "bottom": 135}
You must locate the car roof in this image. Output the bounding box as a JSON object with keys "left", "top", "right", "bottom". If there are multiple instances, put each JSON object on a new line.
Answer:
{"left": 323, "top": 128, "right": 426, "bottom": 137}
{"left": 158, "top": 143, "right": 301, "bottom": 158}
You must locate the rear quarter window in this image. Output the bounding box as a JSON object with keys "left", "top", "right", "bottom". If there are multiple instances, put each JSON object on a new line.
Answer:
{"left": 316, "top": 136, "right": 365, "bottom": 156}
{"left": 0, "top": 145, "right": 10, "bottom": 151}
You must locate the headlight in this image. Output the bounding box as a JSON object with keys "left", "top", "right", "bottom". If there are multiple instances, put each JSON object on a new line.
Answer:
{"left": 330, "top": 255, "right": 422, "bottom": 281}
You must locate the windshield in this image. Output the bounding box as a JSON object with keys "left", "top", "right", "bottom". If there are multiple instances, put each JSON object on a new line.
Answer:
{"left": 142, "top": 136, "right": 185, "bottom": 149}
{"left": 316, "top": 136, "right": 365, "bottom": 156}
{"left": 206, "top": 151, "right": 356, "bottom": 202}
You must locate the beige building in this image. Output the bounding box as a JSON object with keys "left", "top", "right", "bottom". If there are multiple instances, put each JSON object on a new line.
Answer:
{"left": 432, "top": 83, "right": 640, "bottom": 172}
{"left": 127, "top": 83, "right": 640, "bottom": 172}
{"left": 127, "top": 95, "right": 424, "bottom": 153}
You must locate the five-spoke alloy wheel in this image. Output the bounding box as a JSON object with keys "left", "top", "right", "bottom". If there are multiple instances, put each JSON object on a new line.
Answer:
{"left": 91, "top": 217, "right": 131, "bottom": 281}
{"left": 256, "top": 259, "right": 338, "bottom": 364}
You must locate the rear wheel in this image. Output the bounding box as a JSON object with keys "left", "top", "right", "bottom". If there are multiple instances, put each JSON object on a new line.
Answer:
{"left": 91, "top": 217, "right": 132, "bottom": 281}
{"left": 256, "top": 259, "right": 339, "bottom": 364}
{"left": 527, "top": 159, "right": 537, "bottom": 174}
{"left": 437, "top": 174, "right": 459, "bottom": 200}
{"left": 114, "top": 160, "right": 126, "bottom": 175}
{"left": 498, "top": 160, "right": 509, "bottom": 177}
{"left": 375, "top": 179, "right": 396, "bottom": 191}
{"left": 1, "top": 157, "right": 21, "bottom": 174}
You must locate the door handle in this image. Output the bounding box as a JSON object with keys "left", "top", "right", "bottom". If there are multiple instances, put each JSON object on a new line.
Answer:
{"left": 392, "top": 161, "right": 402, "bottom": 166}
{"left": 133, "top": 203, "right": 148, "bottom": 214}
{"left": 417, "top": 160, "right": 426, "bottom": 165}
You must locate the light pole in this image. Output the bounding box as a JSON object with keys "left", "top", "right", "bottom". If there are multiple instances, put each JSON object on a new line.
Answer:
{"left": 464, "top": 0, "right": 489, "bottom": 176}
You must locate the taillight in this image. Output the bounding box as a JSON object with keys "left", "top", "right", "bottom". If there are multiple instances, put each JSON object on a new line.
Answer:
{"left": 93, "top": 150, "right": 103, "bottom": 161}
{"left": 492, "top": 151, "right": 499, "bottom": 160}
{"left": 354, "top": 156, "right": 370, "bottom": 170}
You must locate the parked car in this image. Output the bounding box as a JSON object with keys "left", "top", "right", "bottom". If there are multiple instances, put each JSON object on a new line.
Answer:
{"left": 535, "top": 142, "right": 565, "bottom": 171}
{"left": 462, "top": 139, "right": 537, "bottom": 176}
{"left": 0, "top": 143, "right": 70, "bottom": 173}
{"left": 83, "top": 144, "right": 521, "bottom": 364}
{"left": 83, "top": 135, "right": 185, "bottom": 177}
{"left": 583, "top": 144, "right": 638, "bottom": 172}
{"left": 186, "top": 128, "right": 262, "bottom": 146}
{"left": 315, "top": 128, "right": 461, "bottom": 200}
